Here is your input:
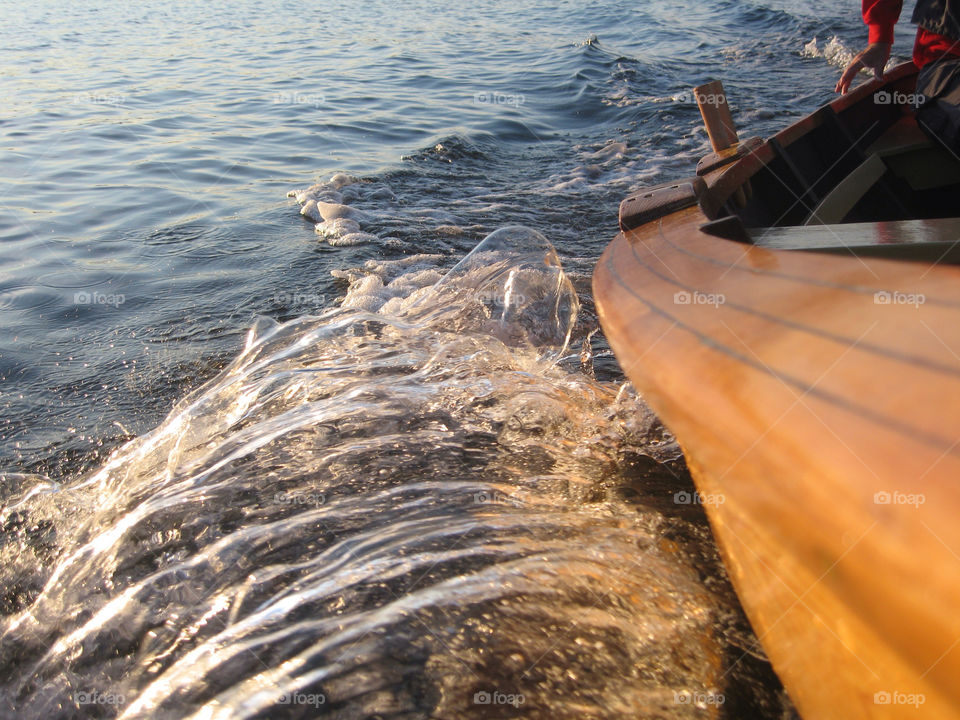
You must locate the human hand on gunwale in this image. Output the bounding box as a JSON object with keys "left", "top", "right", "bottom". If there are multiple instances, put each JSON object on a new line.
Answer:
{"left": 836, "top": 42, "right": 892, "bottom": 93}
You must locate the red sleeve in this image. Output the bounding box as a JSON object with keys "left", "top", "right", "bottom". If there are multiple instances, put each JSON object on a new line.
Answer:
{"left": 862, "top": 0, "right": 903, "bottom": 43}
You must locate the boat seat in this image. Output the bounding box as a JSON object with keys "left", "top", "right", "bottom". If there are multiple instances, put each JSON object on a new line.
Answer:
{"left": 866, "top": 114, "right": 960, "bottom": 190}
{"left": 804, "top": 115, "right": 960, "bottom": 225}
{"left": 864, "top": 115, "right": 935, "bottom": 157}
{"left": 804, "top": 117, "right": 933, "bottom": 227}
{"left": 804, "top": 154, "right": 887, "bottom": 226}
{"left": 747, "top": 217, "right": 960, "bottom": 265}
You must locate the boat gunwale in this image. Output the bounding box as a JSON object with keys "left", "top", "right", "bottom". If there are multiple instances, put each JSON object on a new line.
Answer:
{"left": 698, "top": 62, "right": 921, "bottom": 221}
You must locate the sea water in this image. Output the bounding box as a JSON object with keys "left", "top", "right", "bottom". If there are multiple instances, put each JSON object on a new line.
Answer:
{"left": 0, "top": 0, "right": 916, "bottom": 717}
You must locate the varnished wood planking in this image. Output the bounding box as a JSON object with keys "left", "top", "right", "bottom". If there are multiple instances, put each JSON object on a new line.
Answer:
{"left": 594, "top": 209, "right": 960, "bottom": 719}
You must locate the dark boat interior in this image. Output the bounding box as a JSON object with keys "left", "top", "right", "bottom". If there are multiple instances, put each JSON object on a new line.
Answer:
{"left": 619, "top": 64, "right": 960, "bottom": 265}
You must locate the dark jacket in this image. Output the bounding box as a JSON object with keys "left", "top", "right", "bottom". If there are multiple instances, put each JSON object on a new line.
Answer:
{"left": 912, "top": 0, "right": 960, "bottom": 43}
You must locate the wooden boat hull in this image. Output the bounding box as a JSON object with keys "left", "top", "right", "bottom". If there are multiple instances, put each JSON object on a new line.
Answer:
{"left": 594, "top": 69, "right": 960, "bottom": 719}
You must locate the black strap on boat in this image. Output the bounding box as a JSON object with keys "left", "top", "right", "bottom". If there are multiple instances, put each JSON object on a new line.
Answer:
{"left": 769, "top": 137, "right": 822, "bottom": 207}
{"left": 823, "top": 106, "right": 865, "bottom": 156}
{"left": 698, "top": 215, "right": 753, "bottom": 243}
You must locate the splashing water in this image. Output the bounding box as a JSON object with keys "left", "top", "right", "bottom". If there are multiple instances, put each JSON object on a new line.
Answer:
{"left": 1, "top": 228, "right": 784, "bottom": 719}
{"left": 802, "top": 36, "right": 855, "bottom": 69}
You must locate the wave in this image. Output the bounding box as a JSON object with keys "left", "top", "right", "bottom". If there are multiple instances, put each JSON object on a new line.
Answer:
{"left": 0, "top": 228, "right": 774, "bottom": 719}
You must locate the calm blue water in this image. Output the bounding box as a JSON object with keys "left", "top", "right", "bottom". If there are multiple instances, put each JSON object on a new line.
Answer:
{"left": 0, "top": 1, "right": 917, "bottom": 717}
{"left": 1, "top": 0, "right": 906, "bottom": 471}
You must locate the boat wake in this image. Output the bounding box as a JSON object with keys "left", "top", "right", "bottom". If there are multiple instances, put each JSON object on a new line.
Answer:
{"left": 1, "top": 228, "right": 782, "bottom": 719}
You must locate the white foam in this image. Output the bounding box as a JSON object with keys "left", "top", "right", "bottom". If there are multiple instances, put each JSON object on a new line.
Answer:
{"left": 340, "top": 293, "right": 390, "bottom": 312}
{"left": 387, "top": 268, "right": 445, "bottom": 293}
{"left": 378, "top": 285, "right": 437, "bottom": 315}
{"left": 335, "top": 267, "right": 442, "bottom": 313}
{"left": 583, "top": 141, "right": 627, "bottom": 161}
{"left": 299, "top": 199, "right": 323, "bottom": 222}
{"left": 287, "top": 183, "right": 343, "bottom": 205}
{"left": 802, "top": 36, "right": 856, "bottom": 69}
{"left": 287, "top": 171, "right": 360, "bottom": 206}
{"left": 316, "top": 201, "right": 368, "bottom": 222}
{"left": 289, "top": 174, "right": 387, "bottom": 248}
{"left": 328, "top": 231, "right": 378, "bottom": 247}
{"left": 339, "top": 275, "right": 391, "bottom": 310}
{"left": 328, "top": 172, "right": 358, "bottom": 189}
{"left": 315, "top": 217, "right": 361, "bottom": 238}
{"left": 332, "top": 254, "right": 449, "bottom": 313}
{"left": 549, "top": 176, "right": 591, "bottom": 191}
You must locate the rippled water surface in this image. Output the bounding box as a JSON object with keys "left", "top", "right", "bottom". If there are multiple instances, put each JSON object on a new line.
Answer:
{"left": 0, "top": 0, "right": 918, "bottom": 717}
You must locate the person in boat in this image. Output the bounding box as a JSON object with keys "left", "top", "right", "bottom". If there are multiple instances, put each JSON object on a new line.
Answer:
{"left": 837, "top": 0, "right": 960, "bottom": 152}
